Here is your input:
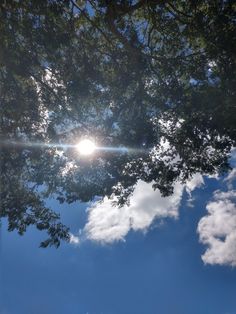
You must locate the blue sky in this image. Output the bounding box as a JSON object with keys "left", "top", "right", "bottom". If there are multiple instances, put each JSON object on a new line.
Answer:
{"left": 1, "top": 170, "right": 236, "bottom": 314}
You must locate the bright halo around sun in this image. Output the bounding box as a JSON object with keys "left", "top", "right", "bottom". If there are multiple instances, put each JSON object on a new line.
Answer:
{"left": 77, "top": 139, "right": 96, "bottom": 156}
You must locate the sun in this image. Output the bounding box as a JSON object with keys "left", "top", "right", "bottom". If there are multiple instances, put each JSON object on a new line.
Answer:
{"left": 77, "top": 139, "right": 96, "bottom": 156}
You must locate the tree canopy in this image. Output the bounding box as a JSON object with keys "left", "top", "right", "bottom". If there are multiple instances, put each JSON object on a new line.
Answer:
{"left": 0, "top": 0, "right": 235, "bottom": 246}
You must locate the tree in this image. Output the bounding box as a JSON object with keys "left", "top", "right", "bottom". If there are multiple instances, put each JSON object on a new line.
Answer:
{"left": 0, "top": 0, "right": 235, "bottom": 246}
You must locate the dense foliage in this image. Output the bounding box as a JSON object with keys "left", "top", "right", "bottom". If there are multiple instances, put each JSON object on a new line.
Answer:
{"left": 0, "top": 0, "right": 235, "bottom": 246}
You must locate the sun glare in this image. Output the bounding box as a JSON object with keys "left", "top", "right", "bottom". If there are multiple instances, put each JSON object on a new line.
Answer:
{"left": 77, "top": 139, "right": 96, "bottom": 156}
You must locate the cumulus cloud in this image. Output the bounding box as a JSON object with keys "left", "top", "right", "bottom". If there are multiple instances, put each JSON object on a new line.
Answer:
{"left": 84, "top": 174, "right": 204, "bottom": 244}
{"left": 198, "top": 190, "right": 236, "bottom": 267}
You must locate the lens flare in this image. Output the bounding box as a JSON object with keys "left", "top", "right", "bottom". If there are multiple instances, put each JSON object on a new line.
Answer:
{"left": 77, "top": 139, "right": 96, "bottom": 156}
{"left": 1, "top": 139, "right": 147, "bottom": 156}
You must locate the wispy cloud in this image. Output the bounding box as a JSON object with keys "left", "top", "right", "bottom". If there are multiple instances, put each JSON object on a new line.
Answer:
{"left": 186, "top": 173, "right": 204, "bottom": 207}
{"left": 69, "top": 233, "right": 80, "bottom": 245}
{"left": 224, "top": 168, "right": 236, "bottom": 189}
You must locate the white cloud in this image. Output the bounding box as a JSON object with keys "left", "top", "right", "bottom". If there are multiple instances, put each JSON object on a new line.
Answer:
{"left": 197, "top": 190, "right": 236, "bottom": 267}
{"left": 225, "top": 168, "right": 236, "bottom": 182}
{"left": 69, "top": 233, "right": 80, "bottom": 245}
{"left": 186, "top": 173, "right": 204, "bottom": 194}
{"left": 84, "top": 174, "right": 204, "bottom": 244}
{"left": 224, "top": 168, "right": 236, "bottom": 189}
{"left": 186, "top": 173, "right": 204, "bottom": 207}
